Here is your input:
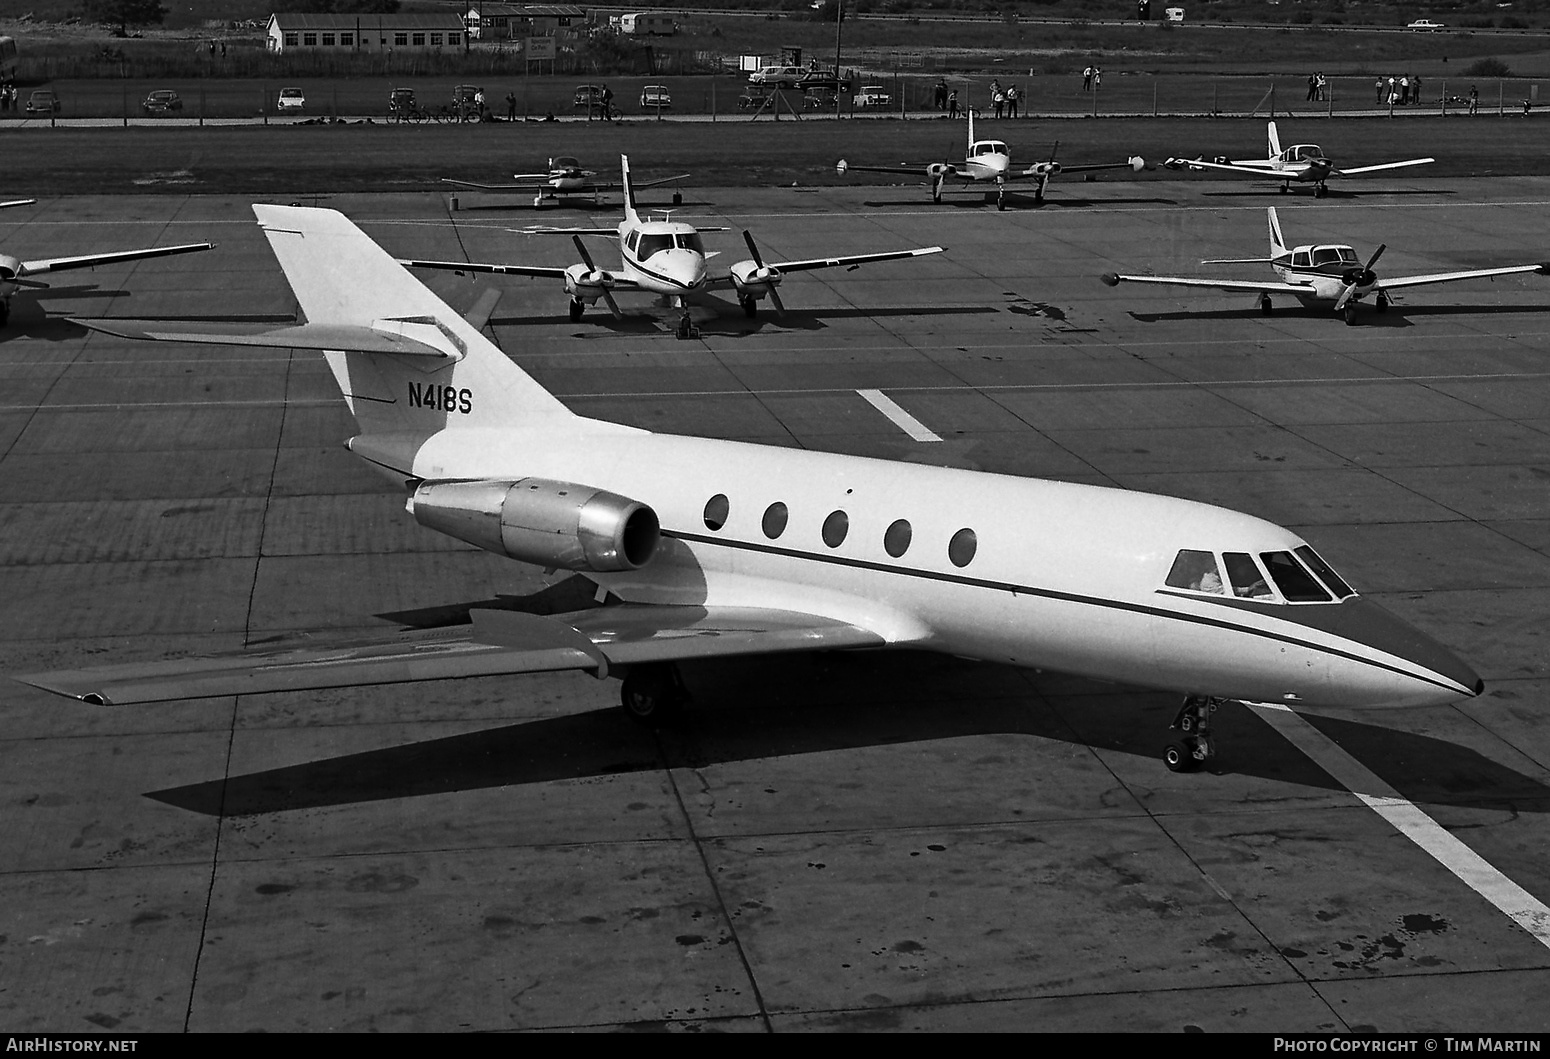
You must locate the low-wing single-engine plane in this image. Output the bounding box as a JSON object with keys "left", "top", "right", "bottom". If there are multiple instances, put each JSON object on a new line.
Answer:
{"left": 25, "top": 204, "right": 1483, "bottom": 775}
{"left": 407, "top": 155, "right": 944, "bottom": 338}
{"left": 442, "top": 155, "right": 689, "bottom": 209}
{"left": 836, "top": 110, "right": 1144, "bottom": 210}
{"left": 1101, "top": 207, "right": 1548, "bottom": 324}
{"left": 1163, "top": 121, "right": 1434, "bottom": 197}
{"left": 0, "top": 199, "right": 214, "bottom": 326}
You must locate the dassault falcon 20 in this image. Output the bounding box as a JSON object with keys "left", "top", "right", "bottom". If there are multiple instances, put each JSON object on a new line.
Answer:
{"left": 442, "top": 155, "right": 690, "bottom": 209}
{"left": 406, "top": 155, "right": 943, "bottom": 339}
{"left": 1101, "top": 206, "right": 1548, "bottom": 324}
{"left": 0, "top": 198, "right": 213, "bottom": 327}
{"left": 836, "top": 110, "right": 1145, "bottom": 210}
{"left": 22, "top": 205, "right": 1482, "bottom": 774}
{"left": 1163, "top": 121, "right": 1434, "bottom": 197}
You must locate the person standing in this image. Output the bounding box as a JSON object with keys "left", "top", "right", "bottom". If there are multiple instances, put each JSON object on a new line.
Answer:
{"left": 948, "top": 89, "right": 959, "bottom": 118}
{"left": 1399, "top": 74, "right": 1410, "bottom": 105}
{"left": 1469, "top": 83, "right": 1479, "bottom": 114}
{"left": 1412, "top": 75, "right": 1422, "bottom": 107}
{"left": 506, "top": 91, "right": 517, "bottom": 121}
{"left": 601, "top": 83, "right": 614, "bottom": 122}
{"left": 1006, "top": 83, "right": 1019, "bottom": 118}
{"left": 1082, "top": 65, "right": 1093, "bottom": 92}
{"left": 1092, "top": 66, "right": 1101, "bottom": 89}
{"left": 1306, "top": 73, "right": 1317, "bottom": 102}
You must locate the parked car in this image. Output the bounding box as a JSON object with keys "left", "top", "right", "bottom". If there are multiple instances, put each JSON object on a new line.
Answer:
{"left": 24, "top": 89, "right": 61, "bottom": 114}
{"left": 803, "top": 86, "right": 842, "bottom": 110}
{"left": 748, "top": 65, "right": 803, "bottom": 88}
{"left": 1407, "top": 18, "right": 1445, "bottom": 30}
{"left": 452, "top": 84, "right": 485, "bottom": 120}
{"left": 276, "top": 86, "right": 305, "bottom": 111}
{"left": 388, "top": 87, "right": 417, "bottom": 119}
{"left": 640, "top": 84, "right": 672, "bottom": 109}
{"left": 797, "top": 68, "right": 849, "bottom": 94}
{"left": 853, "top": 85, "right": 892, "bottom": 108}
{"left": 573, "top": 84, "right": 617, "bottom": 119}
{"left": 141, "top": 90, "right": 183, "bottom": 114}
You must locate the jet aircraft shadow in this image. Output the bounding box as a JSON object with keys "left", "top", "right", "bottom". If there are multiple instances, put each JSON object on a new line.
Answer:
{"left": 144, "top": 650, "right": 1550, "bottom": 820}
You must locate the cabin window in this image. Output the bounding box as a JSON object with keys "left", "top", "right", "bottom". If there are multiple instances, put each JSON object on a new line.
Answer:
{"left": 1165, "top": 550, "right": 1224, "bottom": 594}
{"left": 703, "top": 494, "right": 729, "bottom": 531}
{"left": 762, "top": 502, "right": 788, "bottom": 540}
{"left": 948, "top": 528, "right": 977, "bottom": 568}
{"left": 884, "top": 519, "right": 912, "bottom": 558}
{"left": 822, "top": 510, "right": 848, "bottom": 548}
{"left": 1223, "top": 552, "right": 1273, "bottom": 599}
{"left": 1295, "top": 545, "right": 1354, "bottom": 599}
{"left": 637, "top": 234, "right": 673, "bottom": 259}
{"left": 1261, "top": 551, "right": 1332, "bottom": 602}
{"left": 626, "top": 231, "right": 639, "bottom": 253}
{"left": 1292, "top": 251, "right": 1311, "bottom": 268}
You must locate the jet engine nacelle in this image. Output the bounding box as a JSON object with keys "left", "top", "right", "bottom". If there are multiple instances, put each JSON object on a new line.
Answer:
{"left": 0, "top": 254, "right": 21, "bottom": 283}
{"left": 408, "top": 477, "right": 660, "bottom": 572}
{"left": 563, "top": 263, "right": 614, "bottom": 304}
{"left": 728, "top": 259, "right": 782, "bottom": 299}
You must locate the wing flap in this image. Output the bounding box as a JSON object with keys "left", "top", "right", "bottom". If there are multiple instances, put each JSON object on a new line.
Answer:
{"left": 16, "top": 605, "right": 887, "bottom": 706}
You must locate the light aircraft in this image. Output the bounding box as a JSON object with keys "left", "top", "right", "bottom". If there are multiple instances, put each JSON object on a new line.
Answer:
{"left": 407, "top": 155, "right": 944, "bottom": 339}
{"left": 442, "top": 155, "right": 689, "bottom": 209}
{"left": 835, "top": 110, "right": 1145, "bottom": 210}
{"left": 22, "top": 204, "right": 1483, "bottom": 775}
{"left": 1100, "top": 207, "right": 1548, "bottom": 324}
{"left": 1, "top": 199, "right": 213, "bottom": 326}
{"left": 1163, "top": 121, "right": 1434, "bottom": 197}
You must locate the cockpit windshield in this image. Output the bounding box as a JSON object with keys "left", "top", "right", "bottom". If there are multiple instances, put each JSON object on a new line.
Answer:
{"left": 674, "top": 232, "right": 704, "bottom": 254}
{"left": 1291, "top": 145, "right": 1323, "bottom": 161}
{"left": 1311, "top": 246, "right": 1359, "bottom": 267}
{"left": 1164, "top": 546, "right": 1356, "bottom": 603}
{"left": 636, "top": 233, "right": 675, "bottom": 259}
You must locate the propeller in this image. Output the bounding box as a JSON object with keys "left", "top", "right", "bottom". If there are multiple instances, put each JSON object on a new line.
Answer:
{"left": 1333, "top": 243, "right": 1386, "bottom": 312}
{"left": 741, "top": 230, "right": 785, "bottom": 316}
{"left": 571, "top": 235, "right": 622, "bottom": 318}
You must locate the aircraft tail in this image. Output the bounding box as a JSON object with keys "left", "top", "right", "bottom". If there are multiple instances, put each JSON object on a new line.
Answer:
{"left": 252, "top": 204, "right": 578, "bottom": 443}
{"left": 1267, "top": 207, "right": 1288, "bottom": 257}
{"left": 1267, "top": 121, "right": 1282, "bottom": 159}
{"left": 620, "top": 154, "right": 640, "bottom": 224}
{"left": 967, "top": 106, "right": 975, "bottom": 147}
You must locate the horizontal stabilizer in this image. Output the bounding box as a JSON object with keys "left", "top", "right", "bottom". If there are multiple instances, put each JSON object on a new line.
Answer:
{"left": 72, "top": 318, "right": 457, "bottom": 358}
{"left": 16, "top": 605, "right": 887, "bottom": 705}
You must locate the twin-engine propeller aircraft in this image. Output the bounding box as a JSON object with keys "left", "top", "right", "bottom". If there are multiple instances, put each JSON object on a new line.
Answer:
{"left": 836, "top": 110, "right": 1145, "bottom": 210}
{"left": 1163, "top": 121, "right": 1434, "bottom": 197}
{"left": 1101, "top": 207, "right": 1549, "bottom": 324}
{"left": 442, "top": 155, "right": 690, "bottom": 209}
{"left": 25, "top": 204, "right": 1483, "bottom": 775}
{"left": 407, "top": 155, "right": 944, "bottom": 339}
{"left": 0, "top": 199, "right": 214, "bottom": 327}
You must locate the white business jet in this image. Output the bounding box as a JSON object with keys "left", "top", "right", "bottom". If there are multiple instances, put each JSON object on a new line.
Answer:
{"left": 0, "top": 199, "right": 213, "bottom": 326}
{"left": 1101, "top": 207, "right": 1548, "bottom": 324}
{"left": 1163, "top": 121, "right": 1434, "bottom": 197}
{"left": 442, "top": 155, "right": 689, "bottom": 209}
{"left": 26, "top": 206, "right": 1483, "bottom": 774}
{"left": 406, "top": 155, "right": 943, "bottom": 338}
{"left": 836, "top": 110, "right": 1145, "bottom": 210}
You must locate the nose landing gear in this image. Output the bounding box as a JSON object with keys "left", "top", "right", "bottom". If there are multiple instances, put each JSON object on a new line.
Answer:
{"left": 1163, "top": 695, "right": 1222, "bottom": 772}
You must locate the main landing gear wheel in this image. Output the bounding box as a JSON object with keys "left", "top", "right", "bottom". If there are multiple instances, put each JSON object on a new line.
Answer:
{"left": 675, "top": 312, "right": 699, "bottom": 340}
{"left": 568, "top": 298, "right": 584, "bottom": 323}
{"left": 740, "top": 295, "right": 757, "bottom": 319}
{"left": 1259, "top": 295, "right": 1273, "bottom": 316}
{"left": 1163, "top": 695, "right": 1222, "bottom": 772}
{"left": 620, "top": 663, "right": 688, "bottom": 726}
{"left": 1315, "top": 184, "right": 1329, "bottom": 198}
{"left": 997, "top": 184, "right": 1007, "bottom": 211}
{"left": 1278, "top": 184, "right": 1289, "bottom": 195}
{"left": 1375, "top": 292, "right": 1390, "bottom": 313}
{"left": 1343, "top": 303, "right": 1359, "bottom": 326}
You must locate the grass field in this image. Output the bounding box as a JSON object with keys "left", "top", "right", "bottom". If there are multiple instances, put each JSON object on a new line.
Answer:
{"left": 0, "top": 114, "right": 1542, "bottom": 197}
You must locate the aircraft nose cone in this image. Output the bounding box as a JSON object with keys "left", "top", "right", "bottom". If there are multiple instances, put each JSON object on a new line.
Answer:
{"left": 1333, "top": 597, "right": 1483, "bottom": 703}
{"left": 659, "top": 249, "right": 704, "bottom": 289}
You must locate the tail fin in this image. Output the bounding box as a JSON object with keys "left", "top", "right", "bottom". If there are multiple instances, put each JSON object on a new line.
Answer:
{"left": 253, "top": 204, "right": 576, "bottom": 439}
{"left": 1267, "top": 121, "right": 1282, "bottom": 159}
{"left": 967, "top": 106, "right": 975, "bottom": 147}
{"left": 1267, "top": 207, "right": 1288, "bottom": 257}
{"left": 620, "top": 154, "right": 640, "bottom": 225}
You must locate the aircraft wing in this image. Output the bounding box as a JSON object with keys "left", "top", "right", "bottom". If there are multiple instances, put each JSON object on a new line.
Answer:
{"left": 738, "top": 245, "right": 946, "bottom": 276}
{"left": 1379, "top": 262, "right": 1550, "bottom": 291}
{"left": 15, "top": 605, "right": 889, "bottom": 706}
{"left": 18, "top": 242, "right": 214, "bottom": 277}
{"left": 583, "top": 172, "right": 692, "bottom": 193}
{"left": 835, "top": 160, "right": 937, "bottom": 178}
{"left": 1100, "top": 273, "right": 1310, "bottom": 295}
{"left": 1161, "top": 157, "right": 1274, "bottom": 177}
{"left": 71, "top": 318, "right": 455, "bottom": 357}
{"left": 1335, "top": 158, "right": 1436, "bottom": 176}
{"left": 441, "top": 178, "right": 557, "bottom": 193}
{"left": 1017, "top": 157, "right": 1144, "bottom": 178}
{"left": 399, "top": 257, "right": 570, "bottom": 280}
{"left": 2, "top": 198, "right": 38, "bottom": 210}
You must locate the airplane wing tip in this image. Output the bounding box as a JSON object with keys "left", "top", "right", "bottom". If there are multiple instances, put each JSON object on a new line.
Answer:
{"left": 1100, "top": 273, "right": 1121, "bottom": 286}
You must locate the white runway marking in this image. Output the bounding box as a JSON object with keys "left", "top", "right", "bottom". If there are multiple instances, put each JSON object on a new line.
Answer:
{"left": 857, "top": 389, "right": 941, "bottom": 442}
{"left": 1252, "top": 703, "right": 1550, "bottom": 952}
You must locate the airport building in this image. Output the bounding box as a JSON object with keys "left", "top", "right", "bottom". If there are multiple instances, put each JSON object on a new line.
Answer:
{"left": 265, "top": 13, "right": 467, "bottom": 53}
{"left": 462, "top": 4, "right": 586, "bottom": 41}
